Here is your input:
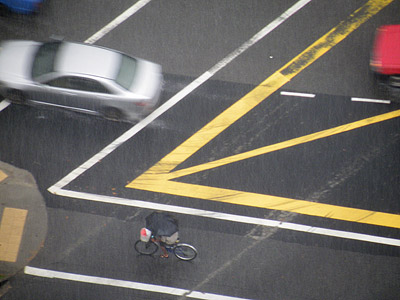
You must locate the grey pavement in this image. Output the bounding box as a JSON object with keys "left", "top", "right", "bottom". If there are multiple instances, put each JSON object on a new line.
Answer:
{"left": 0, "top": 161, "right": 47, "bottom": 283}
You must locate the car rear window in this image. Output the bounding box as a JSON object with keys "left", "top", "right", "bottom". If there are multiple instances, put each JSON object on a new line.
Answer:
{"left": 32, "top": 42, "right": 62, "bottom": 79}
{"left": 115, "top": 54, "right": 137, "bottom": 90}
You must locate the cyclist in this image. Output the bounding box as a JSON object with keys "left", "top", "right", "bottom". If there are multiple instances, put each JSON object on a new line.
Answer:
{"left": 140, "top": 212, "right": 179, "bottom": 258}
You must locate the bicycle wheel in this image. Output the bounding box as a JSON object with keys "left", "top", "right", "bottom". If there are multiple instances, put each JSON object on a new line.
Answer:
{"left": 173, "top": 243, "right": 197, "bottom": 261}
{"left": 134, "top": 240, "right": 158, "bottom": 255}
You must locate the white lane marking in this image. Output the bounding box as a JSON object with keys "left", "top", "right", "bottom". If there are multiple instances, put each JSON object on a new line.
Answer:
{"left": 24, "top": 267, "right": 251, "bottom": 300}
{"left": 351, "top": 97, "right": 391, "bottom": 104}
{"left": 280, "top": 91, "right": 316, "bottom": 98}
{"left": 48, "top": 0, "right": 312, "bottom": 193}
{"left": 51, "top": 189, "right": 400, "bottom": 247}
{"left": 84, "top": 0, "right": 152, "bottom": 44}
{"left": 0, "top": 100, "right": 10, "bottom": 111}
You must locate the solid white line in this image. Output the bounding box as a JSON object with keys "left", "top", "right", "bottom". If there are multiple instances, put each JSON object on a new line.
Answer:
{"left": 84, "top": 0, "right": 152, "bottom": 44}
{"left": 51, "top": 189, "right": 400, "bottom": 247}
{"left": 48, "top": 0, "right": 312, "bottom": 193}
{"left": 280, "top": 91, "right": 316, "bottom": 98}
{"left": 24, "top": 267, "right": 251, "bottom": 300}
{"left": 0, "top": 100, "right": 10, "bottom": 111}
{"left": 351, "top": 97, "right": 391, "bottom": 104}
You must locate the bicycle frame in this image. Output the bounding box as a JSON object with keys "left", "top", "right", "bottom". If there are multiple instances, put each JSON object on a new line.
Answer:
{"left": 135, "top": 235, "right": 197, "bottom": 261}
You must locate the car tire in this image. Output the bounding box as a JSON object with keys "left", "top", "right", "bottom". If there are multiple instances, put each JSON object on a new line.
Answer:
{"left": 7, "top": 89, "right": 26, "bottom": 104}
{"left": 103, "top": 107, "right": 123, "bottom": 121}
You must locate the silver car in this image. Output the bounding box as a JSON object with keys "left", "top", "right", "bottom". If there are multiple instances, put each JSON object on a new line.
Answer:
{"left": 0, "top": 40, "right": 163, "bottom": 120}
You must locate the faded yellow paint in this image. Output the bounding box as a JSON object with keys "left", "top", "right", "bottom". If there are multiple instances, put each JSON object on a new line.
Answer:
{"left": 127, "top": 0, "right": 400, "bottom": 229}
{"left": 0, "top": 208, "right": 28, "bottom": 262}
{"left": 0, "top": 169, "right": 7, "bottom": 182}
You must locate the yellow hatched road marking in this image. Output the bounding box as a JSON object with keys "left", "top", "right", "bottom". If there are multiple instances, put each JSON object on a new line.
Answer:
{"left": 165, "top": 110, "right": 400, "bottom": 180}
{"left": 128, "top": 180, "right": 400, "bottom": 229}
{"left": 0, "top": 207, "right": 28, "bottom": 262}
{"left": 127, "top": 0, "right": 400, "bottom": 229}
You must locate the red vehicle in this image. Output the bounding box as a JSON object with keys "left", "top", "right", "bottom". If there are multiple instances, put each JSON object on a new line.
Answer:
{"left": 370, "top": 25, "right": 400, "bottom": 100}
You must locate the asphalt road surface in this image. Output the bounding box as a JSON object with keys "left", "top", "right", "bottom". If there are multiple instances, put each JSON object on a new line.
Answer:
{"left": 1, "top": 1, "right": 399, "bottom": 299}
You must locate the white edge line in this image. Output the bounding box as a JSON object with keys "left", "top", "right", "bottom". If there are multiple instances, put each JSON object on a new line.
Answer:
{"left": 24, "top": 266, "right": 251, "bottom": 300}
{"left": 51, "top": 189, "right": 400, "bottom": 247}
{"left": 0, "top": 99, "right": 10, "bottom": 111}
{"left": 84, "top": 0, "right": 152, "bottom": 44}
{"left": 280, "top": 91, "right": 316, "bottom": 98}
{"left": 48, "top": 0, "right": 312, "bottom": 192}
{"left": 351, "top": 97, "right": 391, "bottom": 104}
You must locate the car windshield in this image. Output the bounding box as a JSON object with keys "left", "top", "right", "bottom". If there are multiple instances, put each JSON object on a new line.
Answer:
{"left": 115, "top": 54, "right": 137, "bottom": 90}
{"left": 31, "top": 42, "right": 61, "bottom": 79}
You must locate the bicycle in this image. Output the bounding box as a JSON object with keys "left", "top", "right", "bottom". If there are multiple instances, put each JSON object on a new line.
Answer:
{"left": 134, "top": 236, "right": 198, "bottom": 261}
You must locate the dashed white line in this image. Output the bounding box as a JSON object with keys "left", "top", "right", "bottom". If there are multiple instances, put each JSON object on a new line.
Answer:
{"left": 84, "top": 0, "right": 152, "bottom": 44}
{"left": 0, "top": 100, "right": 10, "bottom": 111}
{"left": 351, "top": 97, "right": 391, "bottom": 104}
{"left": 48, "top": 0, "right": 312, "bottom": 193}
{"left": 280, "top": 93, "right": 392, "bottom": 104}
{"left": 50, "top": 189, "right": 400, "bottom": 247}
{"left": 24, "top": 267, "right": 251, "bottom": 300}
{"left": 280, "top": 91, "right": 316, "bottom": 98}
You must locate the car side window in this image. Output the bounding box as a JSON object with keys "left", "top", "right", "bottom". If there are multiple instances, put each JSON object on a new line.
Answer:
{"left": 46, "top": 77, "right": 111, "bottom": 94}
{"left": 46, "top": 77, "right": 70, "bottom": 89}
{"left": 68, "top": 77, "right": 111, "bottom": 94}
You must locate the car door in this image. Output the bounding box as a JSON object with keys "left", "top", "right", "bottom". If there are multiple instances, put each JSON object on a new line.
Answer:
{"left": 36, "top": 76, "right": 112, "bottom": 114}
{"left": 28, "top": 76, "right": 72, "bottom": 108}
{"left": 62, "top": 76, "right": 113, "bottom": 113}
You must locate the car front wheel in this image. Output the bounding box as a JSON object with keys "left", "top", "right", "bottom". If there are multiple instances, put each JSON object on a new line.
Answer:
{"left": 103, "top": 107, "right": 123, "bottom": 121}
